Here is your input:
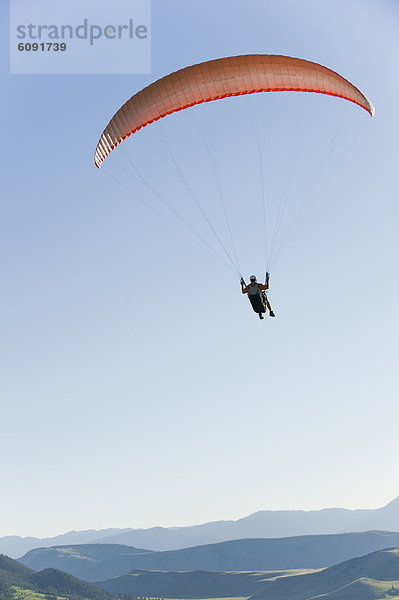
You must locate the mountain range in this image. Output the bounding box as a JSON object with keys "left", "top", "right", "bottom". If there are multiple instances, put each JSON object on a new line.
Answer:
{"left": 2, "top": 495, "right": 399, "bottom": 558}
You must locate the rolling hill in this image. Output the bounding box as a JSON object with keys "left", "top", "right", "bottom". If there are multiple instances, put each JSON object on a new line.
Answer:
{"left": 19, "top": 543, "right": 153, "bottom": 582}
{"left": 19, "top": 531, "right": 399, "bottom": 582}
{"left": 249, "top": 547, "right": 399, "bottom": 600}
{"left": 98, "top": 568, "right": 290, "bottom": 598}
{"left": 96, "top": 548, "right": 399, "bottom": 600}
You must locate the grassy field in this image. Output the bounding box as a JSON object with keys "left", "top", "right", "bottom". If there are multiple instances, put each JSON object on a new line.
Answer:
{"left": 313, "top": 577, "right": 399, "bottom": 600}
{"left": 11, "top": 590, "right": 249, "bottom": 600}
{"left": 359, "top": 576, "right": 399, "bottom": 595}
{"left": 11, "top": 587, "right": 68, "bottom": 600}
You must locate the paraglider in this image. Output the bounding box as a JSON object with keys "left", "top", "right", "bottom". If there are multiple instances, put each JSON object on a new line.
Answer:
{"left": 241, "top": 273, "right": 275, "bottom": 320}
{"left": 94, "top": 54, "right": 374, "bottom": 168}
{"left": 94, "top": 54, "right": 374, "bottom": 320}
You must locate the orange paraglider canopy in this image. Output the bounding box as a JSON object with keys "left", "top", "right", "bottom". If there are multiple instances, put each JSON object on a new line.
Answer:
{"left": 94, "top": 54, "right": 374, "bottom": 168}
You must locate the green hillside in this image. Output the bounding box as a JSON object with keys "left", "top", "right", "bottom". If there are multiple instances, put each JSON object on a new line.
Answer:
{"left": 249, "top": 548, "right": 399, "bottom": 600}
{"left": 0, "top": 553, "right": 35, "bottom": 577}
{"left": 0, "top": 554, "right": 36, "bottom": 599}
{"left": 0, "top": 554, "right": 137, "bottom": 600}
{"left": 19, "top": 532, "right": 399, "bottom": 581}
{"left": 29, "top": 568, "right": 118, "bottom": 599}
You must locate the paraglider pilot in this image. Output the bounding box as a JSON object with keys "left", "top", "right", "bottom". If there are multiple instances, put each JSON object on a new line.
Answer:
{"left": 241, "top": 274, "right": 275, "bottom": 320}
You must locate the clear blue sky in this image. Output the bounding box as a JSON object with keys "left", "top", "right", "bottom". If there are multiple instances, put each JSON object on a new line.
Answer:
{"left": 1, "top": 0, "right": 398, "bottom": 538}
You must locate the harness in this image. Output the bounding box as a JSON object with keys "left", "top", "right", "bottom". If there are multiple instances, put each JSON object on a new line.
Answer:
{"left": 248, "top": 283, "right": 267, "bottom": 308}
{"left": 247, "top": 282, "right": 265, "bottom": 296}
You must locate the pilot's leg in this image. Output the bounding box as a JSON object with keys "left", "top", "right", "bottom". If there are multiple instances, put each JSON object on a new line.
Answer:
{"left": 265, "top": 296, "right": 275, "bottom": 317}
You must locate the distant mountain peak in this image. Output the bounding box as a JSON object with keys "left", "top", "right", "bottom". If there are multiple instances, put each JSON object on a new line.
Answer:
{"left": 382, "top": 496, "right": 399, "bottom": 508}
